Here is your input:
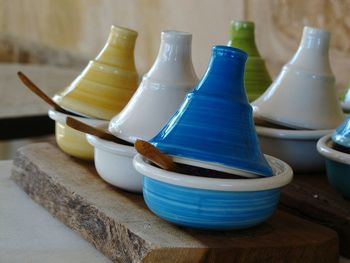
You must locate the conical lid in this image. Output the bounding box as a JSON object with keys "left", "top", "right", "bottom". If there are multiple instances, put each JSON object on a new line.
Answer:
{"left": 150, "top": 45, "right": 273, "bottom": 177}
{"left": 332, "top": 114, "right": 350, "bottom": 148}
{"left": 252, "top": 27, "right": 344, "bottom": 130}
{"left": 228, "top": 21, "right": 272, "bottom": 102}
{"left": 108, "top": 31, "right": 198, "bottom": 142}
{"left": 53, "top": 25, "right": 138, "bottom": 120}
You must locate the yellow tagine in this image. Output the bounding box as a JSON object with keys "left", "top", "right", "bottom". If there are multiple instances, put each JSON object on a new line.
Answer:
{"left": 53, "top": 25, "right": 139, "bottom": 160}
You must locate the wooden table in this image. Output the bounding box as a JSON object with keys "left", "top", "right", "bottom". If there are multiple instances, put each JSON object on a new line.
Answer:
{"left": 0, "top": 63, "right": 78, "bottom": 140}
{"left": 9, "top": 143, "right": 350, "bottom": 263}
{"left": 0, "top": 160, "right": 111, "bottom": 263}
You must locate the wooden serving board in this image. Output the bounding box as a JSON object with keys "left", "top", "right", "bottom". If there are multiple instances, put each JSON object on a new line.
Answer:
{"left": 281, "top": 174, "right": 350, "bottom": 258}
{"left": 11, "top": 143, "right": 339, "bottom": 263}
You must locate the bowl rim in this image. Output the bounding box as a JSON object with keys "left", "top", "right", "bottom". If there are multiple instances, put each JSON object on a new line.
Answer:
{"left": 133, "top": 154, "right": 293, "bottom": 192}
{"left": 252, "top": 105, "right": 344, "bottom": 130}
{"left": 317, "top": 134, "right": 350, "bottom": 165}
{"left": 86, "top": 134, "right": 135, "bottom": 157}
{"left": 48, "top": 109, "right": 107, "bottom": 126}
{"left": 255, "top": 125, "right": 333, "bottom": 140}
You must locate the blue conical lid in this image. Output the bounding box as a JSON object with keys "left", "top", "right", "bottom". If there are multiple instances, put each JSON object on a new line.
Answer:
{"left": 332, "top": 114, "right": 350, "bottom": 148}
{"left": 150, "top": 45, "right": 273, "bottom": 177}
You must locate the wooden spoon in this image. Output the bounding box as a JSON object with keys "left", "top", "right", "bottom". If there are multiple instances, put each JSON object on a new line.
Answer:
{"left": 66, "top": 116, "right": 133, "bottom": 146}
{"left": 134, "top": 140, "right": 252, "bottom": 179}
{"left": 134, "top": 139, "right": 179, "bottom": 172}
{"left": 17, "top": 71, "right": 90, "bottom": 118}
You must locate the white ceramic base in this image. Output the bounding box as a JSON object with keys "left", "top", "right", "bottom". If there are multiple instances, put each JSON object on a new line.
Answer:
{"left": 256, "top": 125, "right": 333, "bottom": 173}
{"left": 86, "top": 134, "right": 141, "bottom": 193}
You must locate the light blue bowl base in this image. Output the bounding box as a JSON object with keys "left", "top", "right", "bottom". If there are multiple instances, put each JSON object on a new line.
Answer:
{"left": 143, "top": 176, "right": 280, "bottom": 230}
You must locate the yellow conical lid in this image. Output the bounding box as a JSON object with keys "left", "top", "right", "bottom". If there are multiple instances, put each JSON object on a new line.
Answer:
{"left": 53, "top": 25, "right": 139, "bottom": 120}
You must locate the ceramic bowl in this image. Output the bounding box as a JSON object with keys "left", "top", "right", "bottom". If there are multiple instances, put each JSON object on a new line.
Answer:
{"left": 332, "top": 114, "right": 350, "bottom": 149}
{"left": 48, "top": 109, "right": 107, "bottom": 160}
{"left": 252, "top": 27, "right": 344, "bottom": 130}
{"left": 150, "top": 46, "right": 273, "bottom": 177}
{"left": 133, "top": 154, "right": 293, "bottom": 230}
{"left": 108, "top": 30, "right": 198, "bottom": 142}
{"left": 317, "top": 134, "right": 350, "bottom": 199}
{"left": 255, "top": 125, "right": 332, "bottom": 173}
{"left": 86, "top": 132, "right": 141, "bottom": 193}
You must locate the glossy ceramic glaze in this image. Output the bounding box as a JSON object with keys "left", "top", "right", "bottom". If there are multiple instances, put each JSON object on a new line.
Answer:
{"left": 86, "top": 133, "right": 141, "bottom": 193}
{"left": 252, "top": 27, "right": 344, "bottom": 130}
{"left": 52, "top": 25, "right": 138, "bottom": 160}
{"left": 228, "top": 21, "right": 272, "bottom": 101}
{"left": 108, "top": 31, "right": 198, "bottom": 143}
{"left": 342, "top": 87, "right": 350, "bottom": 113}
{"left": 256, "top": 125, "right": 331, "bottom": 172}
{"left": 133, "top": 154, "right": 293, "bottom": 230}
{"left": 150, "top": 45, "right": 273, "bottom": 177}
{"left": 332, "top": 114, "right": 350, "bottom": 148}
{"left": 317, "top": 135, "right": 350, "bottom": 199}
{"left": 53, "top": 25, "right": 138, "bottom": 120}
{"left": 48, "top": 109, "right": 108, "bottom": 160}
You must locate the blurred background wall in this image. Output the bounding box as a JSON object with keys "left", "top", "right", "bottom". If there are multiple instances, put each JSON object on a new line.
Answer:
{"left": 0, "top": 0, "right": 349, "bottom": 89}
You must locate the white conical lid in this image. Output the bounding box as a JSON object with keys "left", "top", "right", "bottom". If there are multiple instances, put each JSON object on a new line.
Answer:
{"left": 108, "top": 31, "right": 198, "bottom": 142}
{"left": 252, "top": 27, "right": 344, "bottom": 130}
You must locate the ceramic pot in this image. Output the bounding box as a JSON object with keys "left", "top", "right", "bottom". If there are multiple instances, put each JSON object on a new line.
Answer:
{"left": 108, "top": 31, "right": 198, "bottom": 142}
{"left": 256, "top": 125, "right": 331, "bottom": 172}
{"left": 133, "top": 154, "right": 293, "bottom": 230}
{"left": 317, "top": 135, "right": 350, "bottom": 199}
{"left": 332, "top": 114, "right": 350, "bottom": 149}
{"left": 228, "top": 21, "right": 272, "bottom": 101}
{"left": 48, "top": 109, "right": 108, "bottom": 160}
{"left": 86, "top": 132, "right": 142, "bottom": 193}
{"left": 150, "top": 45, "right": 273, "bottom": 177}
{"left": 52, "top": 25, "right": 139, "bottom": 160}
{"left": 252, "top": 27, "right": 344, "bottom": 130}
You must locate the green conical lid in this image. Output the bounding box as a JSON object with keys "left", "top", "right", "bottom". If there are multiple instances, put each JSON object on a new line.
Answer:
{"left": 228, "top": 20, "right": 272, "bottom": 101}
{"left": 228, "top": 21, "right": 260, "bottom": 56}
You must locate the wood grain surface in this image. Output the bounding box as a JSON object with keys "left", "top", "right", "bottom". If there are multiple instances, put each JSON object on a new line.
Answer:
{"left": 11, "top": 143, "right": 339, "bottom": 263}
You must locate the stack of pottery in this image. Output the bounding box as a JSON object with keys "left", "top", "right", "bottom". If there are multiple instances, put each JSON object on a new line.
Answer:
{"left": 49, "top": 25, "right": 139, "bottom": 160}
{"left": 86, "top": 31, "right": 198, "bottom": 192}
{"left": 228, "top": 20, "right": 272, "bottom": 102}
{"left": 252, "top": 26, "right": 344, "bottom": 172}
{"left": 133, "top": 46, "right": 293, "bottom": 230}
{"left": 342, "top": 84, "right": 350, "bottom": 113}
{"left": 317, "top": 115, "right": 350, "bottom": 199}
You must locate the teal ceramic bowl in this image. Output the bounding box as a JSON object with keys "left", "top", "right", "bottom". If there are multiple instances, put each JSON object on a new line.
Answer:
{"left": 317, "top": 134, "right": 350, "bottom": 199}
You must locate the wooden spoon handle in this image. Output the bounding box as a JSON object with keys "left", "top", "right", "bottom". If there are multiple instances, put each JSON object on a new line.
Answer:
{"left": 17, "top": 71, "right": 61, "bottom": 109}
{"left": 134, "top": 139, "right": 178, "bottom": 171}
{"left": 66, "top": 117, "right": 133, "bottom": 146}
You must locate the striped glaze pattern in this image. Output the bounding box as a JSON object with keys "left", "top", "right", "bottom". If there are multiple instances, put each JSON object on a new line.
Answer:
{"left": 143, "top": 177, "right": 280, "bottom": 230}
{"left": 55, "top": 122, "right": 94, "bottom": 160}
{"left": 53, "top": 25, "right": 138, "bottom": 120}
{"left": 228, "top": 21, "right": 272, "bottom": 102}
{"left": 150, "top": 46, "right": 273, "bottom": 177}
